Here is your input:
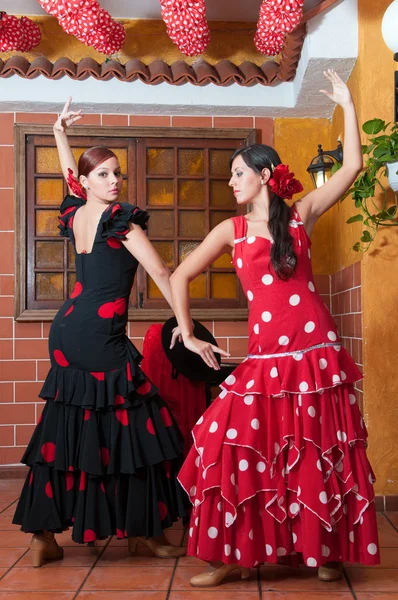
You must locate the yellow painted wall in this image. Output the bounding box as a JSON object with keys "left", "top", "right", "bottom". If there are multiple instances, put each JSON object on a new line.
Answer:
{"left": 274, "top": 117, "right": 333, "bottom": 275}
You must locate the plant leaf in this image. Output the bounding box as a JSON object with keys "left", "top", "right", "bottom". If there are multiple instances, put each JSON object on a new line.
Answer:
{"left": 361, "top": 230, "right": 372, "bottom": 242}
{"left": 363, "top": 119, "right": 385, "bottom": 135}
{"left": 352, "top": 242, "right": 361, "bottom": 252}
{"left": 346, "top": 214, "right": 363, "bottom": 224}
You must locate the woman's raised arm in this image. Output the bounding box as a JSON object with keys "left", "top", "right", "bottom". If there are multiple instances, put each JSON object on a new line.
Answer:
{"left": 53, "top": 97, "right": 83, "bottom": 189}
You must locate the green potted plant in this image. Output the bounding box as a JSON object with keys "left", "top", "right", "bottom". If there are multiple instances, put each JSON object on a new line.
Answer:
{"left": 341, "top": 118, "right": 398, "bottom": 252}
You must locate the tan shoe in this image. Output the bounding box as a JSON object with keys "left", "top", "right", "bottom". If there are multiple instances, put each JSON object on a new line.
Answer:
{"left": 318, "top": 561, "right": 343, "bottom": 582}
{"left": 30, "top": 531, "right": 64, "bottom": 568}
{"left": 190, "top": 563, "right": 251, "bottom": 587}
{"left": 128, "top": 536, "right": 186, "bottom": 558}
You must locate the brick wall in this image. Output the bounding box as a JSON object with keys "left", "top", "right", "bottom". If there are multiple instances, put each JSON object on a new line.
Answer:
{"left": 0, "top": 111, "right": 273, "bottom": 466}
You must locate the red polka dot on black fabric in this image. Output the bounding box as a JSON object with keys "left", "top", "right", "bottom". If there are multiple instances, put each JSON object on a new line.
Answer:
{"left": 90, "top": 371, "right": 105, "bottom": 381}
{"left": 29, "top": 472, "right": 33, "bottom": 485}
{"left": 69, "top": 215, "right": 74, "bottom": 229}
{"left": 45, "top": 481, "right": 53, "bottom": 498}
{"left": 107, "top": 237, "right": 123, "bottom": 249}
{"left": 115, "top": 394, "right": 124, "bottom": 405}
{"left": 84, "top": 409, "right": 90, "bottom": 421}
{"left": 65, "top": 472, "right": 74, "bottom": 491}
{"left": 100, "top": 481, "right": 105, "bottom": 493}
{"left": 116, "top": 528, "right": 124, "bottom": 538}
{"left": 54, "top": 349, "right": 69, "bottom": 367}
{"left": 114, "top": 298, "right": 126, "bottom": 315}
{"left": 146, "top": 418, "right": 155, "bottom": 435}
{"left": 126, "top": 363, "right": 132, "bottom": 381}
{"left": 98, "top": 302, "right": 115, "bottom": 319}
{"left": 158, "top": 501, "right": 168, "bottom": 520}
{"left": 84, "top": 530, "right": 97, "bottom": 543}
{"left": 137, "top": 380, "right": 152, "bottom": 395}
{"left": 70, "top": 281, "right": 82, "bottom": 298}
{"left": 54, "top": 390, "right": 59, "bottom": 400}
{"left": 41, "top": 442, "right": 56, "bottom": 462}
{"left": 116, "top": 408, "right": 129, "bottom": 426}
{"left": 79, "top": 471, "right": 87, "bottom": 491}
{"left": 65, "top": 305, "right": 74, "bottom": 317}
{"left": 160, "top": 406, "right": 173, "bottom": 427}
{"left": 100, "top": 447, "right": 110, "bottom": 466}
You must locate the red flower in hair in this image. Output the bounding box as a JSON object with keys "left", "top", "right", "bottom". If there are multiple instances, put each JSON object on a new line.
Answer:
{"left": 67, "top": 168, "right": 87, "bottom": 200}
{"left": 269, "top": 164, "right": 303, "bottom": 200}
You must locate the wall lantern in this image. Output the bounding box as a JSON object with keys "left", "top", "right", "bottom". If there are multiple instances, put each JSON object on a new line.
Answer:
{"left": 381, "top": 0, "right": 398, "bottom": 121}
{"left": 306, "top": 141, "right": 343, "bottom": 188}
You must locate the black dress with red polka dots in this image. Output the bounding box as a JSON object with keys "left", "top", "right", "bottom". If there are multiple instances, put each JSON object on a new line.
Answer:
{"left": 13, "top": 195, "right": 186, "bottom": 544}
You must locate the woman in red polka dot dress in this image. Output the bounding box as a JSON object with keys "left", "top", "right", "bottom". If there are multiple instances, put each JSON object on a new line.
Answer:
{"left": 170, "top": 71, "right": 380, "bottom": 587}
{"left": 13, "top": 98, "right": 186, "bottom": 566}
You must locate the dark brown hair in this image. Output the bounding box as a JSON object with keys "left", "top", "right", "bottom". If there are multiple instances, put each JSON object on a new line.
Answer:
{"left": 78, "top": 146, "right": 118, "bottom": 178}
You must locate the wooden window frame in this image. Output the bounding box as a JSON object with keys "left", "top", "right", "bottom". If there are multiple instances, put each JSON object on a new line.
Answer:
{"left": 14, "top": 123, "right": 256, "bottom": 322}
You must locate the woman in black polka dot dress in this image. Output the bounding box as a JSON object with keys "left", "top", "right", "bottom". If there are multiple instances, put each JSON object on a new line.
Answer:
{"left": 13, "top": 98, "right": 186, "bottom": 566}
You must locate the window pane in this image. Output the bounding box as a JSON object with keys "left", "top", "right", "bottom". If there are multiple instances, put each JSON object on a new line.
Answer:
{"left": 178, "top": 149, "right": 204, "bottom": 176}
{"left": 35, "top": 273, "right": 64, "bottom": 300}
{"left": 36, "top": 179, "right": 64, "bottom": 206}
{"left": 68, "top": 272, "right": 76, "bottom": 296}
{"left": 212, "top": 253, "right": 232, "bottom": 268}
{"left": 147, "top": 276, "right": 162, "bottom": 299}
{"left": 178, "top": 180, "right": 205, "bottom": 207}
{"left": 179, "top": 211, "right": 206, "bottom": 237}
{"left": 147, "top": 148, "right": 174, "bottom": 175}
{"left": 147, "top": 179, "right": 174, "bottom": 206}
{"left": 147, "top": 210, "right": 175, "bottom": 237}
{"left": 210, "top": 180, "right": 236, "bottom": 208}
{"left": 189, "top": 273, "right": 207, "bottom": 299}
{"left": 210, "top": 149, "right": 232, "bottom": 177}
{"left": 153, "top": 241, "right": 174, "bottom": 268}
{"left": 36, "top": 241, "right": 64, "bottom": 269}
{"left": 210, "top": 210, "right": 236, "bottom": 229}
{"left": 71, "top": 148, "right": 127, "bottom": 175}
{"left": 36, "top": 210, "right": 59, "bottom": 237}
{"left": 178, "top": 241, "right": 200, "bottom": 263}
{"left": 211, "top": 273, "right": 238, "bottom": 299}
{"left": 36, "top": 147, "right": 62, "bottom": 174}
{"left": 68, "top": 241, "right": 76, "bottom": 269}
{"left": 70, "top": 147, "right": 88, "bottom": 165}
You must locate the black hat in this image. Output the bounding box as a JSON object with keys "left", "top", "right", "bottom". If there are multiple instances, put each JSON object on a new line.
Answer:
{"left": 161, "top": 317, "right": 221, "bottom": 382}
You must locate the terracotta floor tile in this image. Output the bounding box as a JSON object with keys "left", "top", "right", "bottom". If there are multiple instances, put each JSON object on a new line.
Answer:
{"left": 378, "top": 527, "right": 398, "bottom": 547}
{"left": 169, "top": 592, "right": 260, "bottom": 600}
{"left": 257, "top": 595, "right": 353, "bottom": 600}
{"left": 0, "top": 548, "right": 27, "bottom": 568}
{"left": 0, "top": 505, "right": 17, "bottom": 517}
{"left": 386, "top": 513, "right": 398, "bottom": 529}
{"left": 0, "top": 594, "right": 75, "bottom": 600}
{"left": 0, "top": 506, "right": 13, "bottom": 515}
{"left": 0, "top": 570, "right": 7, "bottom": 579}
{"left": 97, "top": 545, "right": 175, "bottom": 567}
{"left": 15, "top": 546, "right": 103, "bottom": 568}
{"left": 171, "top": 566, "right": 258, "bottom": 591}
{"left": 78, "top": 593, "right": 168, "bottom": 599}
{"left": 0, "top": 482, "right": 23, "bottom": 493}
{"left": 260, "top": 566, "right": 350, "bottom": 592}
{"left": 0, "top": 517, "right": 20, "bottom": 531}
{"left": 378, "top": 514, "right": 397, "bottom": 531}
{"left": 82, "top": 566, "right": 173, "bottom": 591}
{"left": 355, "top": 593, "right": 398, "bottom": 600}
{"left": 177, "top": 555, "right": 208, "bottom": 567}
{"left": 108, "top": 537, "right": 128, "bottom": 547}
{"left": 346, "top": 567, "right": 398, "bottom": 592}
{"left": 0, "top": 495, "right": 19, "bottom": 505}
{"left": 0, "top": 567, "right": 90, "bottom": 591}
{"left": 348, "top": 547, "right": 398, "bottom": 568}
{"left": 0, "top": 531, "right": 30, "bottom": 548}
{"left": 55, "top": 530, "right": 108, "bottom": 547}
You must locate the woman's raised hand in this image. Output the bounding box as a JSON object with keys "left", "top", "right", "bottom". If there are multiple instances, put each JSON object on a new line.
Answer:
{"left": 320, "top": 69, "right": 352, "bottom": 107}
{"left": 54, "top": 97, "right": 83, "bottom": 133}
{"left": 183, "top": 336, "right": 230, "bottom": 370}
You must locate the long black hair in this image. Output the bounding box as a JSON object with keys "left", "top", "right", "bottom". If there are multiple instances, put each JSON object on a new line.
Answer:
{"left": 230, "top": 144, "right": 297, "bottom": 280}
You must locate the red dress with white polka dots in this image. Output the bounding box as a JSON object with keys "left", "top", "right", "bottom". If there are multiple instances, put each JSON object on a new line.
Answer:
{"left": 178, "top": 208, "right": 380, "bottom": 568}
{"left": 13, "top": 196, "right": 186, "bottom": 543}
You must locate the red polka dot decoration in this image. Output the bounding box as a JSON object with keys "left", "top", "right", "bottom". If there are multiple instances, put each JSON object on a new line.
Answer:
{"left": 160, "top": 406, "right": 173, "bottom": 427}
{"left": 160, "top": 0, "right": 210, "bottom": 57}
{"left": 137, "top": 380, "right": 152, "bottom": 396}
{"left": 116, "top": 408, "right": 129, "bottom": 426}
{"left": 65, "top": 471, "right": 74, "bottom": 491}
{"left": 158, "top": 501, "right": 168, "bottom": 520}
{"left": 146, "top": 418, "right": 156, "bottom": 435}
{"left": 90, "top": 371, "right": 105, "bottom": 380}
{"left": 83, "top": 529, "right": 97, "bottom": 543}
{"left": 0, "top": 12, "right": 41, "bottom": 52}
{"left": 45, "top": 481, "right": 53, "bottom": 498}
{"left": 41, "top": 442, "right": 56, "bottom": 462}
{"left": 100, "top": 447, "right": 110, "bottom": 466}
{"left": 106, "top": 237, "right": 122, "bottom": 249}
{"left": 97, "top": 298, "right": 126, "bottom": 318}
{"left": 54, "top": 349, "right": 69, "bottom": 367}
{"left": 79, "top": 471, "right": 87, "bottom": 490}
{"left": 70, "top": 281, "right": 82, "bottom": 298}
{"left": 36, "top": 1, "right": 125, "bottom": 55}
{"left": 255, "top": 0, "right": 304, "bottom": 56}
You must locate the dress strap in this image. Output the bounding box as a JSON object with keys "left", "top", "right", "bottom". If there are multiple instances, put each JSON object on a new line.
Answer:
{"left": 231, "top": 215, "right": 247, "bottom": 243}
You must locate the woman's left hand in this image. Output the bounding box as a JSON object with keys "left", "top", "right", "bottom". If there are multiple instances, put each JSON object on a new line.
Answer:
{"left": 170, "top": 326, "right": 183, "bottom": 348}
{"left": 320, "top": 69, "right": 352, "bottom": 107}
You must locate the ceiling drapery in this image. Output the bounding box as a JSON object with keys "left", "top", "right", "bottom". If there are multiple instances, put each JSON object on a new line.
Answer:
{"left": 255, "top": 0, "right": 304, "bottom": 55}
{"left": 0, "top": 12, "right": 41, "bottom": 52}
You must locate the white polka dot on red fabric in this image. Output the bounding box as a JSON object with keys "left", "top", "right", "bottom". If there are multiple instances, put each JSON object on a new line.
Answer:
{"left": 189, "top": 527, "right": 193, "bottom": 537}
{"left": 274, "top": 442, "right": 280, "bottom": 453}
{"left": 270, "top": 367, "right": 278, "bottom": 378}
{"left": 196, "top": 416, "right": 204, "bottom": 425}
{"left": 209, "top": 421, "right": 218, "bottom": 433}
{"left": 239, "top": 459, "right": 249, "bottom": 471}
{"left": 224, "top": 544, "right": 231, "bottom": 556}
{"left": 308, "top": 406, "right": 316, "bottom": 417}
{"left": 334, "top": 344, "right": 341, "bottom": 351}
{"left": 225, "top": 374, "right": 236, "bottom": 385}
{"left": 340, "top": 370, "right": 347, "bottom": 381}
{"left": 337, "top": 430, "right": 347, "bottom": 442}
{"left": 217, "top": 501, "right": 222, "bottom": 511}
{"left": 251, "top": 418, "right": 260, "bottom": 430}
{"left": 289, "top": 294, "right": 300, "bottom": 306}
{"left": 227, "top": 429, "right": 238, "bottom": 439}
{"left": 279, "top": 335, "right": 289, "bottom": 346}
{"left": 322, "top": 545, "right": 331, "bottom": 557}
{"left": 244, "top": 395, "right": 254, "bottom": 405}
{"left": 190, "top": 486, "right": 196, "bottom": 496}
{"left": 262, "top": 311, "right": 272, "bottom": 322}
{"left": 256, "top": 461, "right": 266, "bottom": 473}
{"left": 292, "top": 532, "right": 297, "bottom": 543}
{"left": 195, "top": 456, "right": 200, "bottom": 467}
{"left": 368, "top": 543, "right": 377, "bottom": 555}
{"left": 246, "top": 380, "right": 255, "bottom": 389}
{"left": 349, "top": 393, "right": 356, "bottom": 405}
{"left": 247, "top": 236, "right": 256, "bottom": 244}
{"left": 298, "top": 395, "right": 302, "bottom": 406}
{"left": 308, "top": 249, "right": 311, "bottom": 259}
{"left": 299, "top": 381, "right": 309, "bottom": 392}
{"left": 226, "top": 512, "right": 234, "bottom": 525}
{"left": 195, "top": 517, "right": 199, "bottom": 526}
{"left": 237, "top": 258, "right": 243, "bottom": 268}
{"left": 328, "top": 331, "right": 337, "bottom": 341}
{"left": 293, "top": 352, "right": 303, "bottom": 361}
{"left": 198, "top": 447, "right": 203, "bottom": 455}
{"left": 208, "top": 527, "right": 218, "bottom": 539}
{"left": 262, "top": 274, "right": 273, "bottom": 285}
{"left": 308, "top": 281, "right": 315, "bottom": 292}
{"left": 230, "top": 474, "right": 235, "bottom": 485}
{"left": 349, "top": 531, "right": 355, "bottom": 542}
{"left": 333, "top": 374, "right": 341, "bottom": 384}
{"left": 316, "top": 459, "right": 322, "bottom": 471}
{"left": 296, "top": 407, "right": 300, "bottom": 416}
{"left": 336, "top": 461, "right": 344, "bottom": 473}
{"left": 319, "top": 491, "right": 328, "bottom": 504}
{"left": 297, "top": 486, "right": 301, "bottom": 495}
{"left": 249, "top": 529, "right": 253, "bottom": 540}
{"left": 235, "top": 549, "right": 241, "bottom": 560}
{"left": 290, "top": 503, "right": 299, "bottom": 514}
{"left": 304, "top": 321, "right": 315, "bottom": 333}
{"left": 307, "top": 557, "right": 317, "bottom": 567}
{"left": 253, "top": 323, "right": 259, "bottom": 334}
{"left": 194, "top": 499, "right": 200, "bottom": 506}
{"left": 319, "top": 358, "right": 328, "bottom": 370}
{"left": 219, "top": 389, "right": 228, "bottom": 399}
{"left": 368, "top": 473, "right": 373, "bottom": 484}
{"left": 343, "top": 504, "right": 348, "bottom": 515}
{"left": 277, "top": 547, "right": 287, "bottom": 556}
{"left": 247, "top": 290, "right": 254, "bottom": 301}
{"left": 266, "top": 544, "right": 273, "bottom": 556}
